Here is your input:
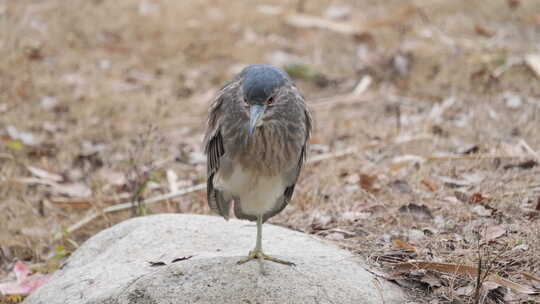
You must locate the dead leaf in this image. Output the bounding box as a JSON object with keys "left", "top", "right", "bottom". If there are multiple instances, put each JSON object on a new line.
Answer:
{"left": 285, "top": 13, "right": 362, "bottom": 35}
{"left": 522, "top": 272, "right": 540, "bottom": 287}
{"left": 391, "top": 155, "right": 426, "bottom": 171}
{"left": 392, "top": 239, "right": 417, "bottom": 252}
{"left": 398, "top": 203, "right": 433, "bottom": 220}
{"left": 503, "top": 160, "right": 537, "bottom": 170}
{"left": 39, "top": 96, "right": 58, "bottom": 110}
{"left": 388, "top": 180, "right": 412, "bottom": 193}
{"left": 457, "top": 144, "right": 479, "bottom": 155}
{"left": 471, "top": 193, "right": 487, "bottom": 204}
{"left": 147, "top": 261, "right": 166, "bottom": 267}
{"left": 507, "top": 0, "right": 521, "bottom": 9}
{"left": 49, "top": 182, "right": 92, "bottom": 197}
{"left": 11, "top": 178, "right": 91, "bottom": 197}
{"left": 0, "top": 261, "right": 51, "bottom": 296}
{"left": 344, "top": 173, "right": 360, "bottom": 184}
{"left": 26, "top": 166, "right": 63, "bottom": 183}
{"left": 472, "top": 205, "right": 492, "bottom": 217}
{"left": 475, "top": 24, "right": 494, "bottom": 37}
{"left": 420, "top": 274, "right": 442, "bottom": 288}
{"left": 484, "top": 225, "right": 506, "bottom": 242}
{"left": 489, "top": 275, "right": 539, "bottom": 295}
{"left": 394, "top": 261, "right": 539, "bottom": 295}
{"left": 438, "top": 176, "right": 472, "bottom": 188}
{"left": 454, "top": 190, "right": 469, "bottom": 203}
{"left": 6, "top": 126, "right": 42, "bottom": 146}
{"left": 360, "top": 174, "right": 380, "bottom": 194}
{"left": 525, "top": 53, "right": 540, "bottom": 78}
{"left": 166, "top": 169, "right": 179, "bottom": 193}
{"left": 49, "top": 200, "right": 93, "bottom": 209}
{"left": 171, "top": 256, "right": 193, "bottom": 263}
{"left": 324, "top": 4, "right": 351, "bottom": 20}
{"left": 456, "top": 284, "right": 474, "bottom": 296}
{"left": 96, "top": 168, "right": 126, "bottom": 186}
{"left": 421, "top": 179, "right": 438, "bottom": 192}
{"left": 20, "top": 227, "right": 49, "bottom": 238}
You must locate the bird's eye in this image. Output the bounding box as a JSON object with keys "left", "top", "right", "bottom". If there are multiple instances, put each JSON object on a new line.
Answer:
{"left": 267, "top": 97, "right": 274, "bottom": 105}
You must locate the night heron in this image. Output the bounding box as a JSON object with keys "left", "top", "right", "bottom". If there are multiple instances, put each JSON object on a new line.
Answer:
{"left": 203, "top": 64, "right": 312, "bottom": 267}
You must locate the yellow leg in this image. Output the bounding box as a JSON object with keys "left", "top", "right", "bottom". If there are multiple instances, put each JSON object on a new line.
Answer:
{"left": 237, "top": 215, "right": 295, "bottom": 266}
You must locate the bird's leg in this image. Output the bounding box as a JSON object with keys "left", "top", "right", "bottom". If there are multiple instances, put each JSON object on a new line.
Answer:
{"left": 237, "top": 215, "right": 295, "bottom": 266}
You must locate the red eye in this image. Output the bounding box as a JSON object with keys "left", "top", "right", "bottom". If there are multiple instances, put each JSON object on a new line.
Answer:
{"left": 267, "top": 97, "right": 274, "bottom": 105}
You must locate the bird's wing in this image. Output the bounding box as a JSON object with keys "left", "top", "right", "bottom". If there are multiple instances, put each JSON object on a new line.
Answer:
{"left": 283, "top": 98, "right": 312, "bottom": 203}
{"left": 203, "top": 81, "right": 240, "bottom": 218}
{"left": 262, "top": 87, "right": 312, "bottom": 222}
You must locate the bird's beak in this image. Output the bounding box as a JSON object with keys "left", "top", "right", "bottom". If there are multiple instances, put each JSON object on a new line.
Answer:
{"left": 248, "top": 104, "right": 266, "bottom": 137}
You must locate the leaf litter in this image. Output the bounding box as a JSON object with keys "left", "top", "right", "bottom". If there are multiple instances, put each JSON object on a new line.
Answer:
{"left": 2, "top": 1, "right": 540, "bottom": 303}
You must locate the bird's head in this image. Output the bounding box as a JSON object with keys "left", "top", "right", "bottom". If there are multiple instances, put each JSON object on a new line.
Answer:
{"left": 240, "top": 64, "right": 290, "bottom": 136}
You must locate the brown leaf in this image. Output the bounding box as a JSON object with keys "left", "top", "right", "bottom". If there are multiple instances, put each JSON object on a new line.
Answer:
{"left": 471, "top": 193, "right": 487, "bottom": 204}
{"left": 475, "top": 24, "right": 494, "bottom": 37}
{"left": 394, "top": 261, "right": 478, "bottom": 279}
{"left": 527, "top": 197, "right": 540, "bottom": 220}
{"left": 308, "top": 137, "right": 322, "bottom": 145}
{"left": 392, "top": 239, "right": 417, "bottom": 252}
{"left": 489, "top": 275, "right": 538, "bottom": 295}
{"left": 394, "top": 261, "right": 538, "bottom": 295}
{"left": 522, "top": 272, "right": 540, "bottom": 283}
{"left": 421, "top": 179, "right": 438, "bottom": 192}
{"left": 360, "top": 173, "right": 380, "bottom": 194}
{"left": 507, "top": 0, "right": 521, "bottom": 9}
{"left": 49, "top": 200, "right": 93, "bottom": 209}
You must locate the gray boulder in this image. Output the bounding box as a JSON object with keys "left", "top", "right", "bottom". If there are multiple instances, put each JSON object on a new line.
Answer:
{"left": 25, "top": 214, "right": 405, "bottom": 304}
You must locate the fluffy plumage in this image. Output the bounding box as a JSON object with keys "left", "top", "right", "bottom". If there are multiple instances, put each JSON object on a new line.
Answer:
{"left": 203, "top": 64, "right": 312, "bottom": 223}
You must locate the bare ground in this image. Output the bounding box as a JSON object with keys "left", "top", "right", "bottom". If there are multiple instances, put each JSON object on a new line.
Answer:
{"left": 1, "top": 0, "right": 540, "bottom": 303}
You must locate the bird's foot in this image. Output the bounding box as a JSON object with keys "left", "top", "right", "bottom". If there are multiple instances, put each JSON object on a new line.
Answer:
{"left": 237, "top": 249, "right": 295, "bottom": 266}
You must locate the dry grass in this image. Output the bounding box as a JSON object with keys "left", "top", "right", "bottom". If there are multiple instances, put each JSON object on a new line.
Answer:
{"left": 1, "top": 0, "right": 540, "bottom": 303}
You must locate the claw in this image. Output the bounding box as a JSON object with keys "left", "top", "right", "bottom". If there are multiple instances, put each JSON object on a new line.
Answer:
{"left": 237, "top": 249, "right": 295, "bottom": 266}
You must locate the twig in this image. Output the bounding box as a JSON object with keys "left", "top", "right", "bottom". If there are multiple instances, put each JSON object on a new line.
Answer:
{"left": 57, "top": 184, "right": 206, "bottom": 239}
{"left": 59, "top": 147, "right": 358, "bottom": 237}
{"left": 307, "top": 147, "right": 357, "bottom": 163}
{"left": 351, "top": 76, "right": 372, "bottom": 96}
{"left": 0, "top": 153, "right": 15, "bottom": 160}
{"left": 311, "top": 93, "right": 374, "bottom": 110}
{"left": 285, "top": 13, "right": 362, "bottom": 35}
{"left": 426, "top": 154, "right": 527, "bottom": 161}
{"left": 519, "top": 139, "right": 540, "bottom": 161}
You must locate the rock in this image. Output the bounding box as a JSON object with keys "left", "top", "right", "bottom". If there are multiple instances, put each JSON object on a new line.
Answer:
{"left": 25, "top": 214, "right": 405, "bottom": 304}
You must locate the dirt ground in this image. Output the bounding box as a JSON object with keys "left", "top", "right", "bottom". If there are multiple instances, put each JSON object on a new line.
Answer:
{"left": 1, "top": 0, "right": 540, "bottom": 303}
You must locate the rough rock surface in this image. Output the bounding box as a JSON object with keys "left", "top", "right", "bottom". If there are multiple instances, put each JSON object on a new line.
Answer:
{"left": 24, "top": 214, "right": 405, "bottom": 304}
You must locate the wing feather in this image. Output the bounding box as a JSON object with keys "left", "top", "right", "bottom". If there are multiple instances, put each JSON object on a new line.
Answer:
{"left": 203, "top": 81, "right": 240, "bottom": 218}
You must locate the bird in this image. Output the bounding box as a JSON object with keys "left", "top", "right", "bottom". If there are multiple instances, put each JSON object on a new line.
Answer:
{"left": 203, "top": 64, "right": 312, "bottom": 267}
